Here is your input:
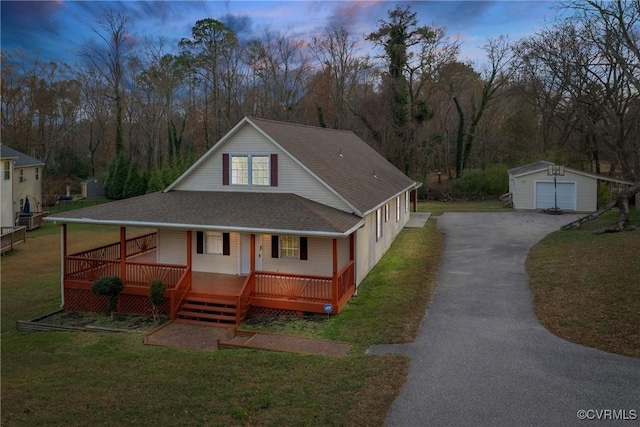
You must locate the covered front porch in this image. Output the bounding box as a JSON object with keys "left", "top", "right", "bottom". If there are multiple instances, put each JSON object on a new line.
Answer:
{"left": 60, "top": 226, "right": 356, "bottom": 324}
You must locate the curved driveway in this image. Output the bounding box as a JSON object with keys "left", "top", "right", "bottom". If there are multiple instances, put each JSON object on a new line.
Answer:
{"left": 370, "top": 212, "right": 639, "bottom": 426}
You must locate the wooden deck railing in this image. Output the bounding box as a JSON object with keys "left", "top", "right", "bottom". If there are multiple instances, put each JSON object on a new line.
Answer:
{"left": 170, "top": 266, "right": 192, "bottom": 319}
{"left": 69, "top": 232, "right": 157, "bottom": 259}
{"left": 253, "top": 271, "right": 333, "bottom": 302}
{"left": 65, "top": 257, "right": 187, "bottom": 289}
{"left": 335, "top": 261, "right": 355, "bottom": 304}
{"left": 236, "top": 271, "right": 255, "bottom": 323}
{"left": 1, "top": 226, "right": 27, "bottom": 254}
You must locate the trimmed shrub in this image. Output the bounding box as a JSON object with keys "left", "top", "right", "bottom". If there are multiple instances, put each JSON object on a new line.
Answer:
{"left": 92, "top": 276, "right": 125, "bottom": 317}
{"left": 148, "top": 279, "right": 166, "bottom": 322}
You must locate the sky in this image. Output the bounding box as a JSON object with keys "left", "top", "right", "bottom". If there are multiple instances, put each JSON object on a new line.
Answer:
{"left": 1, "top": 0, "right": 563, "bottom": 67}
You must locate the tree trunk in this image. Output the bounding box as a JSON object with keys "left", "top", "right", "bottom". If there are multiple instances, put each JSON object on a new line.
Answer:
{"left": 562, "top": 181, "right": 640, "bottom": 232}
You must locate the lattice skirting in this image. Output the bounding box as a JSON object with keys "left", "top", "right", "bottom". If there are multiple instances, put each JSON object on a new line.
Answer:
{"left": 64, "top": 288, "right": 170, "bottom": 316}
{"left": 248, "top": 306, "right": 304, "bottom": 318}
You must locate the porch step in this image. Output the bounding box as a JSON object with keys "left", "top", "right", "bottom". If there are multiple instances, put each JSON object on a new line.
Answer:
{"left": 175, "top": 296, "right": 238, "bottom": 325}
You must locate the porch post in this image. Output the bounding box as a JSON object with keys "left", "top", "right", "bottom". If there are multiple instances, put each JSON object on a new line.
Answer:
{"left": 60, "top": 224, "right": 67, "bottom": 307}
{"left": 186, "top": 230, "right": 192, "bottom": 267}
{"left": 250, "top": 234, "right": 256, "bottom": 271}
{"left": 332, "top": 238, "right": 338, "bottom": 307}
{"left": 186, "top": 230, "right": 193, "bottom": 288}
{"left": 120, "top": 227, "right": 126, "bottom": 281}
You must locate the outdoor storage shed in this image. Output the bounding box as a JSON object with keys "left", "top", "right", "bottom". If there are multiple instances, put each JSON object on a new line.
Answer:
{"left": 508, "top": 161, "right": 598, "bottom": 212}
{"left": 80, "top": 178, "right": 104, "bottom": 199}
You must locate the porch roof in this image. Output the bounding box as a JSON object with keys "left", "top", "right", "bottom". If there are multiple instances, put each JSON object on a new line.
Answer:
{"left": 45, "top": 191, "right": 364, "bottom": 236}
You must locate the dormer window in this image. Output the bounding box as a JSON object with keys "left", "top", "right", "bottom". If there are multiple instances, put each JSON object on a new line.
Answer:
{"left": 223, "top": 153, "right": 278, "bottom": 187}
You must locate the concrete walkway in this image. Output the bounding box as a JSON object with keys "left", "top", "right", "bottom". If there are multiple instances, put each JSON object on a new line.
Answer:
{"left": 370, "top": 212, "right": 639, "bottom": 426}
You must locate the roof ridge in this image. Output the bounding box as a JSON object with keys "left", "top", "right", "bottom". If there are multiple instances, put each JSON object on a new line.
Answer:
{"left": 248, "top": 116, "right": 354, "bottom": 135}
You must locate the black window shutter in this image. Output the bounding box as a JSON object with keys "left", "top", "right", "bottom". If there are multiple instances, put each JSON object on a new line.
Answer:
{"left": 300, "top": 237, "right": 308, "bottom": 260}
{"left": 222, "top": 153, "right": 229, "bottom": 185}
{"left": 271, "top": 235, "right": 279, "bottom": 258}
{"left": 223, "top": 233, "right": 230, "bottom": 256}
{"left": 196, "top": 231, "right": 204, "bottom": 254}
{"left": 270, "top": 154, "right": 278, "bottom": 187}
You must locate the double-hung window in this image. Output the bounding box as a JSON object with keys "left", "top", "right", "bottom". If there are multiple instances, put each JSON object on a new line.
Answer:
{"left": 230, "top": 154, "right": 270, "bottom": 186}
{"left": 4, "top": 161, "right": 11, "bottom": 180}
{"left": 205, "top": 231, "right": 223, "bottom": 254}
{"left": 280, "top": 235, "right": 299, "bottom": 258}
{"left": 396, "top": 196, "right": 401, "bottom": 222}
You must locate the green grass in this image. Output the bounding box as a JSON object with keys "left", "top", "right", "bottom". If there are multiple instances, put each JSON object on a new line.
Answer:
{"left": 1, "top": 220, "right": 441, "bottom": 426}
{"left": 527, "top": 210, "right": 640, "bottom": 357}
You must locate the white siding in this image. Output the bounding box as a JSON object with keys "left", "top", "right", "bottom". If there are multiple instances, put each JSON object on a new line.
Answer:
{"left": 157, "top": 229, "right": 186, "bottom": 265}
{"left": 260, "top": 234, "right": 349, "bottom": 277}
{"left": 1, "top": 160, "right": 14, "bottom": 227}
{"left": 512, "top": 169, "right": 597, "bottom": 212}
{"left": 355, "top": 195, "right": 409, "bottom": 285}
{"left": 158, "top": 229, "right": 242, "bottom": 274}
{"left": 192, "top": 232, "right": 240, "bottom": 274}
{"left": 174, "top": 124, "right": 351, "bottom": 212}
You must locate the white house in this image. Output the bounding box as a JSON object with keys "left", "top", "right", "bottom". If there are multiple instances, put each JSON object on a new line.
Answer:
{"left": 45, "top": 117, "right": 422, "bottom": 324}
{"left": 1, "top": 144, "right": 45, "bottom": 226}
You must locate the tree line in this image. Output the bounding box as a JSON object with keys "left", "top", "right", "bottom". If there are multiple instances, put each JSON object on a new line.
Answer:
{"left": 1, "top": 0, "right": 638, "bottom": 200}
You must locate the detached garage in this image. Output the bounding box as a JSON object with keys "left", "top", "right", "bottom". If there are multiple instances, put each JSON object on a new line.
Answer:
{"left": 508, "top": 161, "right": 597, "bottom": 212}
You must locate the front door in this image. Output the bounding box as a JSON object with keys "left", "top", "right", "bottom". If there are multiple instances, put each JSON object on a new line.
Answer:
{"left": 240, "top": 234, "right": 262, "bottom": 274}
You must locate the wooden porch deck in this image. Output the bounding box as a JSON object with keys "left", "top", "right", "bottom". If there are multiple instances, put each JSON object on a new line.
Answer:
{"left": 128, "top": 249, "right": 246, "bottom": 297}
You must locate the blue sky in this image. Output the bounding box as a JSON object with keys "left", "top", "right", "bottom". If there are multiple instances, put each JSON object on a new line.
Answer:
{"left": 1, "top": 1, "right": 562, "bottom": 66}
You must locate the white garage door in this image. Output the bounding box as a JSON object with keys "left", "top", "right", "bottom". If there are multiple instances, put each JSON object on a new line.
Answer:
{"left": 535, "top": 182, "right": 576, "bottom": 210}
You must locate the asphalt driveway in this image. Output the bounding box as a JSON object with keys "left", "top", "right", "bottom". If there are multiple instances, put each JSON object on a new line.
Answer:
{"left": 369, "top": 212, "right": 639, "bottom": 426}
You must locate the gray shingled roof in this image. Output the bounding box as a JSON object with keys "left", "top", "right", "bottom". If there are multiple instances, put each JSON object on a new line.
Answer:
{"left": 0, "top": 144, "right": 45, "bottom": 167}
{"left": 247, "top": 117, "right": 419, "bottom": 214}
{"left": 508, "top": 160, "right": 554, "bottom": 176}
{"left": 46, "top": 191, "right": 363, "bottom": 236}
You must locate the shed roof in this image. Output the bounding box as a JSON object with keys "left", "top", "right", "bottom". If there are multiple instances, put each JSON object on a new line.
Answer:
{"left": 46, "top": 191, "right": 364, "bottom": 237}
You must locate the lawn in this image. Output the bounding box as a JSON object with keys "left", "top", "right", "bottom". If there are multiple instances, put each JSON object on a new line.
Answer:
{"left": 1, "top": 216, "right": 443, "bottom": 426}
{"left": 527, "top": 210, "right": 640, "bottom": 357}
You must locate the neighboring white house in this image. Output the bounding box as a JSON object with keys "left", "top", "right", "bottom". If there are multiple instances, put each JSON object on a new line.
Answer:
{"left": 508, "top": 160, "right": 634, "bottom": 212}
{"left": 0, "top": 144, "right": 45, "bottom": 226}
{"left": 45, "top": 117, "right": 422, "bottom": 322}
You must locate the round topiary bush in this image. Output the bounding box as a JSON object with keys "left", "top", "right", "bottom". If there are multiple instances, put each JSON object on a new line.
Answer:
{"left": 92, "top": 276, "right": 125, "bottom": 317}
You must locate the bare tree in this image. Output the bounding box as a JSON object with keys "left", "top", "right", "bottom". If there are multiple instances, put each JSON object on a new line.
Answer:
{"left": 78, "top": 10, "right": 136, "bottom": 155}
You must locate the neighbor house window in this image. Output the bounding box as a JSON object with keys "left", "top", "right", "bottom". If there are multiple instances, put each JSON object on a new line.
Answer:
{"left": 396, "top": 196, "right": 401, "bottom": 222}
{"left": 19, "top": 169, "right": 24, "bottom": 183}
{"left": 205, "top": 231, "right": 223, "bottom": 254}
{"left": 376, "top": 208, "right": 383, "bottom": 241}
{"left": 35, "top": 167, "right": 39, "bottom": 180}
{"left": 385, "top": 203, "right": 390, "bottom": 222}
{"left": 405, "top": 191, "right": 410, "bottom": 213}
{"left": 4, "top": 161, "right": 11, "bottom": 180}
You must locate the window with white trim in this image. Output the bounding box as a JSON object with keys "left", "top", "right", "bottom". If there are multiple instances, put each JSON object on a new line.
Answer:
{"left": 280, "top": 235, "right": 299, "bottom": 258}
{"left": 19, "top": 169, "right": 24, "bottom": 183}
{"left": 205, "top": 231, "right": 223, "bottom": 254}
{"left": 230, "top": 154, "right": 270, "bottom": 186}
{"left": 4, "top": 161, "right": 11, "bottom": 180}
{"left": 396, "top": 196, "right": 401, "bottom": 222}
{"left": 405, "top": 191, "right": 410, "bottom": 213}
{"left": 35, "top": 167, "right": 39, "bottom": 180}
{"left": 231, "top": 155, "right": 249, "bottom": 185}
{"left": 385, "top": 203, "right": 389, "bottom": 222}
{"left": 376, "top": 208, "right": 383, "bottom": 241}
